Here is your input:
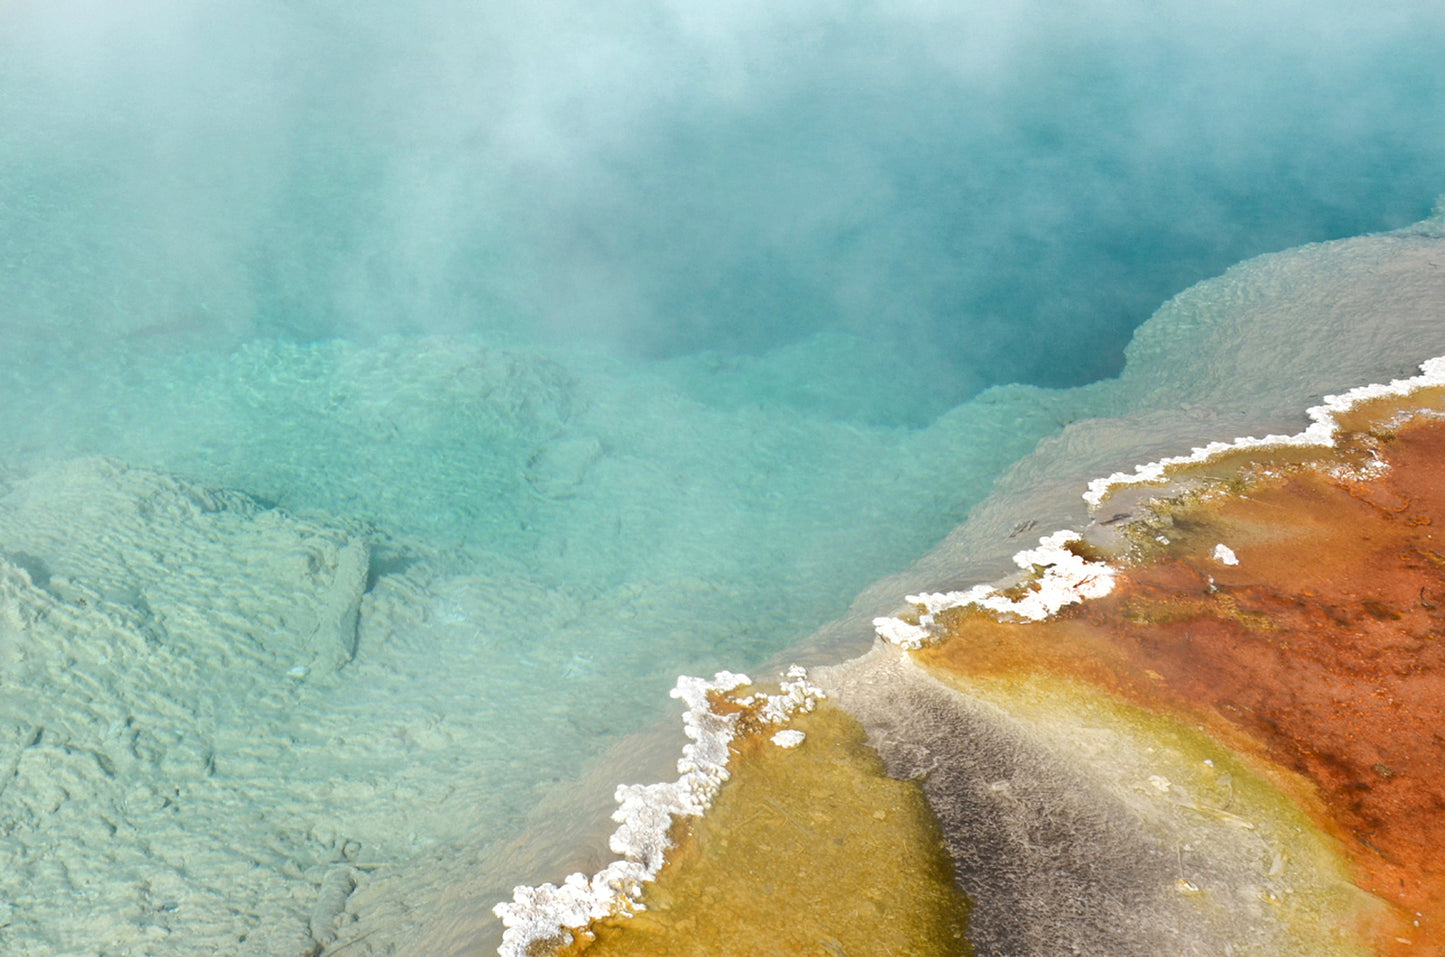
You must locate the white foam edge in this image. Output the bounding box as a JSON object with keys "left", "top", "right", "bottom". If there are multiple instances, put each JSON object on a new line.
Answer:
{"left": 874, "top": 529, "right": 1117, "bottom": 648}
{"left": 493, "top": 665, "right": 823, "bottom": 956}
{"left": 1082, "top": 355, "right": 1445, "bottom": 508}
{"left": 872, "top": 356, "right": 1445, "bottom": 651}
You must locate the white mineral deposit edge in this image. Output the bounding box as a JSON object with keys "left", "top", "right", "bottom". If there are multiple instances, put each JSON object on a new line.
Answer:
{"left": 492, "top": 667, "right": 823, "bottom": 957}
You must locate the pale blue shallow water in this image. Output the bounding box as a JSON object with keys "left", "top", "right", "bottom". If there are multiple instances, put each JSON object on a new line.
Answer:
{"left": 1, "top": 1, "right": 1445, "bottom": 952}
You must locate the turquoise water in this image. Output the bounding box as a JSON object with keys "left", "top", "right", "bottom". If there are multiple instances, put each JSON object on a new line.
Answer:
{"left": 2, "top": 2, "right": 1445, "bottom": 953}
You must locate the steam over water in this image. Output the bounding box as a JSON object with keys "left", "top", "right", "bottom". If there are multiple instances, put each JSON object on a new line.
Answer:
{"left": 1, "top": 1, "right": 1444, "bottom": 953}
{"left": 6, "top": 2, "right": 1445, "bottom": 413}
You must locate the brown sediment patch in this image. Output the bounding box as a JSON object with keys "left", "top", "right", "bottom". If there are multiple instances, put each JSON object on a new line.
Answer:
{"left": 918, "top": 406, "right": 1445, "bottom": 955}
{"left": 553, "top": 699, "right": 972, "bottom": 957}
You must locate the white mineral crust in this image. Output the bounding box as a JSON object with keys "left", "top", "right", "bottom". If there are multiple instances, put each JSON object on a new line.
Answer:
{"left": 1083, "top": 355, "right": 1445, "bottom": 508}
{"left": 874, "top": 530, "right": 1117, "bottom": 648}
{"left": 493, "top": 667, "right": 823, "bottom": 956}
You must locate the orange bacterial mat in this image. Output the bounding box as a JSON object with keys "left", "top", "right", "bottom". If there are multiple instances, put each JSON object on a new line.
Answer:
{"left": 920, "top": 398, "right": 1445, "bottom": 955}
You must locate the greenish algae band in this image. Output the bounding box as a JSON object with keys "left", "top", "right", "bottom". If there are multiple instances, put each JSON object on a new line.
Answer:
{"left": 554, "top": 699, "right": 972, "bottom": 957}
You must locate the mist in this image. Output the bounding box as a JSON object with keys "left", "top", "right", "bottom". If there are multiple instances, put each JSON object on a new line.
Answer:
{"left": 3, "top": 0, "right": 1444, "bottom": 422}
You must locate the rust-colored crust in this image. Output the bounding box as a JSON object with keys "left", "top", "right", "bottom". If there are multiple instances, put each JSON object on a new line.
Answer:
{"left": 919, "top": 400, "right": 1445, "bottom": 955}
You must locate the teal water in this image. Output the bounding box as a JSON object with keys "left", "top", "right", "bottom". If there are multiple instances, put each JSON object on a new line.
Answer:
{"left": 2, "top": 2, "right": 1445, "bottom": 953}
